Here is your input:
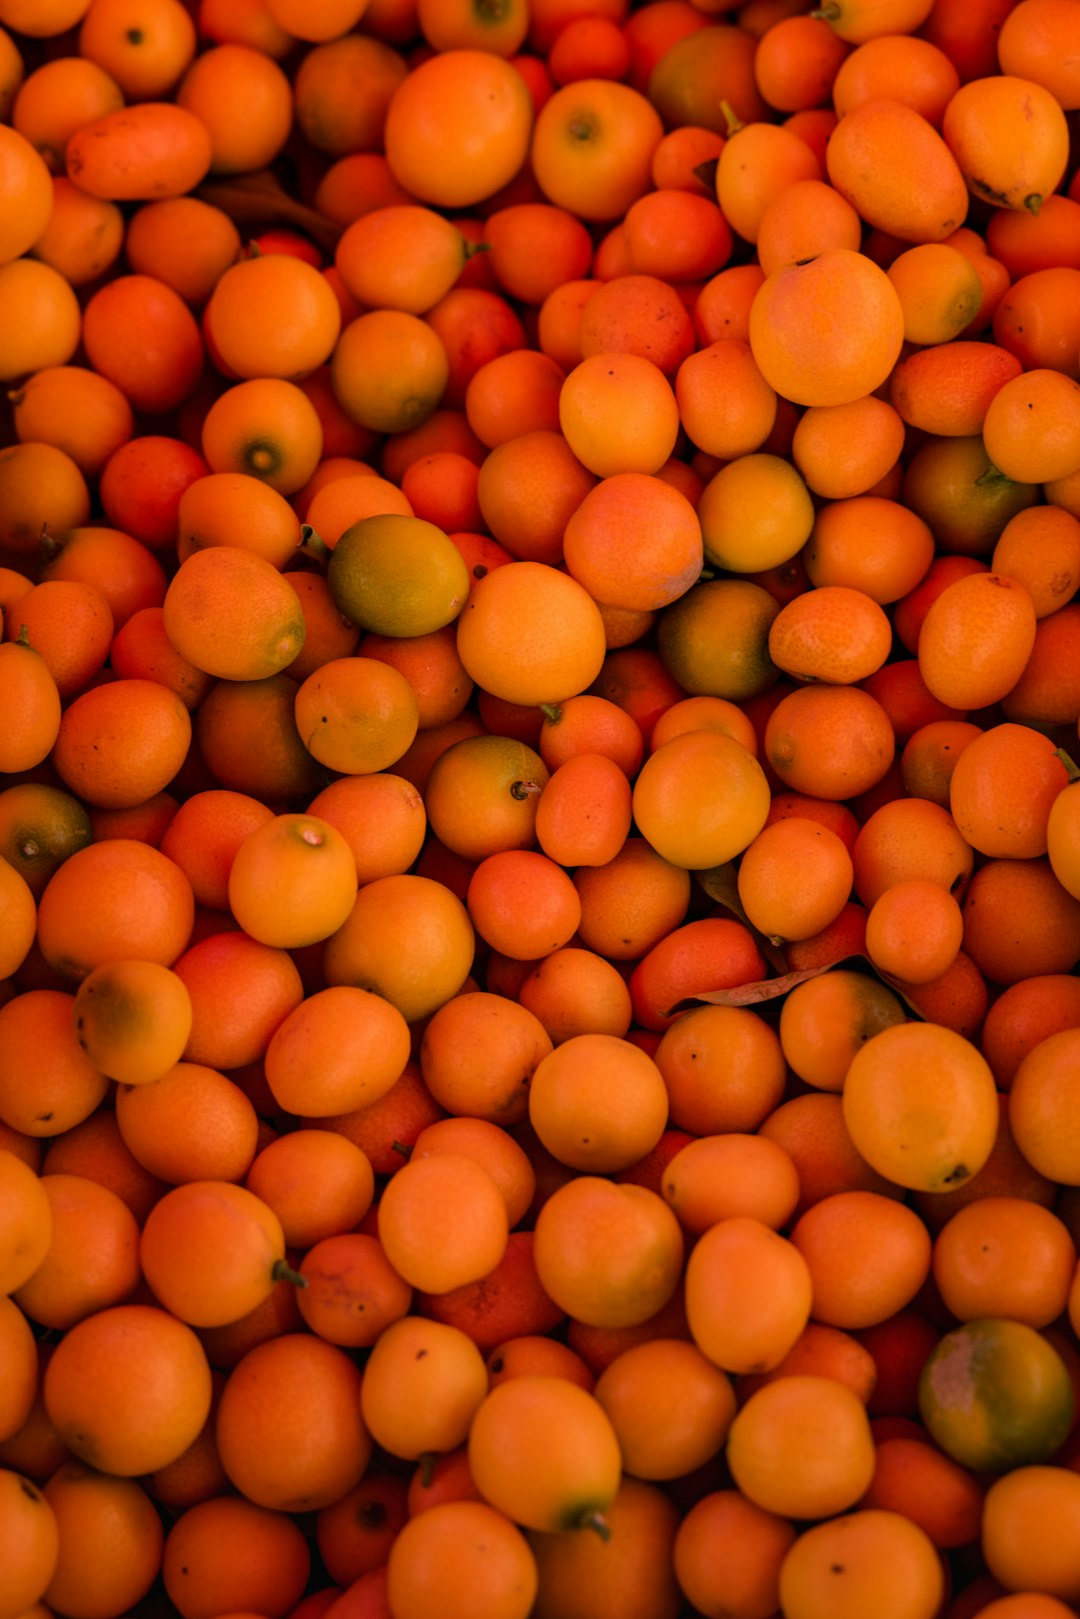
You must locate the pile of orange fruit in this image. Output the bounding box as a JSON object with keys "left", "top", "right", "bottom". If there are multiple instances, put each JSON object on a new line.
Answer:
{"left": 3, "top": 0, "right": 1080, "bottom": 1614}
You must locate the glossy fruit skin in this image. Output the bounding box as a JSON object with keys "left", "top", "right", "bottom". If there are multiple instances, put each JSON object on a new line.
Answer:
{"left": 14, "top": 13, "right": 1080, "bottom": 1617}
{"left": 0, "top": 632, "right": 61, "bottom": 772}
{"left": 918, "top": 1317, "right": 1075, "bottom": 1472}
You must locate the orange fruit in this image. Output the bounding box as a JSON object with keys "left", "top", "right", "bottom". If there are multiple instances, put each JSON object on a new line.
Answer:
{"left": 531, "top": 77, "right": 663, "bottom": 221}
{"left": 777, "top": 1508, "right": 944, "bottom": 1619}
{"left": 383, "top": 49, "right": 533, "bottom": 208}
{"left": 528, "top": 1033, "right": 669, "bottom": 1176}
{"left": 748, "top": 248, "right": 905, "bottom": 407}
{"left": 887, "top": 241, "right": 984, "bottom": 345}
{"left": 559, "top": 351, "right": 680, "bottom": 478}
{"left": 526, "top": 1475, "right": 680, "bottom": 1619}
{"left": 294, "top": 656, "right": 420, "bottom": 777}
{"left": 0, "top": 1467, "right": 59, "bottom": 1619}
{"left": 673, "top": 1488, "right": 795, "bottom": 1619}
{"left": 323, "top": 873, "right": 475, "bottom": 1025}
{"left": 387, "top": 1500, "right": 537, "bottom": 1619}
{"left": 227, "top": 813, "right": 357, "bottom": 949}
{"left": 174, "top": 41, "right": 293, "bottom": 175}
{"left": 842, "top": 1020, "right": 999, "bottom": 1193}
{"left": 72, "top": 959, "right": 192, "bottom": 1088}
{"left": 0, "top": 1148, "right": 53, "bottom": 1296}
{"left": 204, "top": 252, "right": 341, "bottom": 382}
{"left": 0, "top": 624, "right": 60, "bottom": 777}
{"left": 378, "top": 1152, "right": 508, "bottom": 1295}
{"left": 0, "top": 124, "right": 54, "bottom": 265}
{"left": 725, "top": 1374, "right": 876, "bottom": 1521}
{"left": 685, "top": 1216, "right": 813, "bottom": 1378}
{"left": 214, "top": 1331, "right": 371, "bottom": 1513}
{"left": 34, "top": 838, "right": 194, "bottom": 985}
{"left": 163, "top": 547, "right": 306, "bottom": 681}
{"left": 767, "top": 585, "right": 892, "bottom": 685}
{"left": 825, "top": 96, "right": 969, "bottom": 243}
{"left": 697, "top": 452, "right": 815, "bottom": 573}
{"left": 42, "top": 1301, "right": 212, "bottom": 1476}
{"left": 159, "top": 1494, "right": 310, "bottom": 1619}
{"left": 40, "top": 1460, "right": 163, "bottom": 1618}
{"left": 942, "top": 71, "right": 1070, "bottom": 216}
{"left": 631, "top": 728, "right": 771, "bottom": 870}
{"left": 764, "top": 683, "right": 896, "bottom": 801}
{"left": 327, "top": 512, "right": 471, "bottom": 638}
{"left": 980, "top": 1466, "right": 1080, "bottom": 1606}
{"left": 456, "top": 560, "right": 607, "bottom": 707}
{"left": 646, "top": 22, "right": 766, "bottom": 133}
{"left": 982, "top": 368, "right": 1080, "bottom": 485}
{"left": 657, "top": 577, "right": 779, "bottom": 701}
{"left": 467, "top": 1375, "right": 622, "bottom": 1536}
{"left": 737, "top": 817, "right": 856, "bottom": 945}
{"left": 50, "top": 676, "right": 191, "bottom": 811}
{"left": 917, "top": 570, "right": 1037, "bottom": 712}
{"left": 561, "top": 471, "right": 703, "bottom": 612}
{"left": 918, "top": 1317, "right": 1074, "bottom": 1472}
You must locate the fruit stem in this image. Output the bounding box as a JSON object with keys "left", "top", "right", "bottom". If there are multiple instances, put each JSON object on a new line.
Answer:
{"left": 577, "top": 1510, "right": 612, "bottom": 1541}
{"left": 568, "top": 113, "right": 596, "bottom": 143}
{"left": 810, "top": 1, "right": 841, "bottom": 21}
{"left": 719, "top": 99, "right": 743, "bottom": 138}
{"left": 300, "top": 524, "right": 330, "bottom": 565}
{"left": 39, "top": 522, "right": 62, "bottom": 561}
{"left": 1055, "top": 748, "right": 1080, "bottom": 783}
{"left": 510, "top": 779, "right": 543, "bottom": 800}
{"left": 1024, "top": 193, "right": 1043, "bottom": 215}
{"left": 391, "top": 1139, "right": 413, "bottom": 1159}
{"left": 418, "top": 1451, "right": 437, "bottom": 1488}
{"left": 15, "top": 624, "right": 31, "bottom": 648}
{"left": 271, "top": 1259, "right": 308, "bottom": 1289}
{"left": 539, "top": 703, "right": 561, "bottom": 724}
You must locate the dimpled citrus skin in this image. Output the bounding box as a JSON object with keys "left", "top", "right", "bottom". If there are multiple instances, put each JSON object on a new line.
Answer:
{"left": 748, "top": 249, "right": 906, "bottom": 407}
{"left": 10, "top": 15, "right": 1080, "bottom": 1617}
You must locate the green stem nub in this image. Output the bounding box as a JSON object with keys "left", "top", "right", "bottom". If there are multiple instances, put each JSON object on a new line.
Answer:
{"left": 418, "top": 1451, "right": 437, "bottom": 1488}
{"left": 577, "top": 1510, "right": 612, "bottom": 1542}
{"left": 1055, "top": 748, "right": 1080, "bottom": 784}
{"left": 719, "top": 99, "right": 743, "bottom": 139}
{"left": 299, "top": 524, "right": 330, "bottom": 565}
{"left": 271, "top": 1259, "right": 308, "bottom": 1289}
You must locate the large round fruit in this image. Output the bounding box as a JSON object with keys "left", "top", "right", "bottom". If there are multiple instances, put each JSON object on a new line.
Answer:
{"left": 917, "top": 1316, "right": 1075, "bottom": 1473}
